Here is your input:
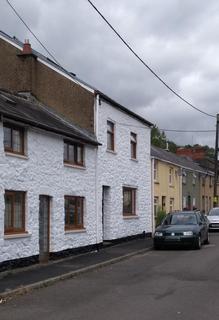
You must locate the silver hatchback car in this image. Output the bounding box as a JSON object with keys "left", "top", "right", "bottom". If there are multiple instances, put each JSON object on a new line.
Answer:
{"left": 208, "top": 207, "right": 219, "bottom": 231}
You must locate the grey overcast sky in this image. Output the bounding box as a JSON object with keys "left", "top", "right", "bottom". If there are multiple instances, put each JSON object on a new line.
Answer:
{"left": 1, "top": 0, "right": 219, "bottom": 147}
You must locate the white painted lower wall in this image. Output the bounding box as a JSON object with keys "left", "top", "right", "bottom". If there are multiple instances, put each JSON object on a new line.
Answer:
{"left": 0, "top": 124, "right": 98, "bottom": 264}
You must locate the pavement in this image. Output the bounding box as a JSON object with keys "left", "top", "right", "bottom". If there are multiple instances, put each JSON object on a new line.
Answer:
{"left": 0, "top": 237, "right": 152, "bottom": 300}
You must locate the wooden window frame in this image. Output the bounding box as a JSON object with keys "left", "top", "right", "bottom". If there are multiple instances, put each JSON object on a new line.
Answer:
{"left": 169, "top": 167, "right": 174, "bottom": 185}
{"left": 130, "top": 132, "right": 137, "bottom": 159}
{"left": 3, "top": 123, "right": 25, "bottom": 155}
{"left": 123, "top": 187, "right": 136, "bottom": 216}
{"left": 4, "top": 190, "right": 26, "bottom": 234}
{"left": 154, "top": 160, "right": 158, "bottom": 181}
{"left": 64, "top": 140, "right": 84, "bottom": 167}
{"left": 107, "top": 120, "right": 115, "bottom": 151}
{"left": 64, "top": 196, "right": 84, "bottom": 230}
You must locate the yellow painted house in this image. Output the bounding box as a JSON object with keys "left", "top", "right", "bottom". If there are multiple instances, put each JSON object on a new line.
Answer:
{"left": 151, "top": 146, "right": 182, "bottom": 226}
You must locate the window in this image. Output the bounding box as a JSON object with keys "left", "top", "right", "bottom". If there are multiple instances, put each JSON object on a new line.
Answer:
{"left": 64, "top": 141, "right": 84, "bottom": 166}
{"left": 3, "top": 123, "right": 24, "bottom": 155}
{"left": 169, "top": 168, "right": 174, "bottom": 185}
{"left": 154, "top": 196, "right": 159, "bottom": 218}
{"left": 182, "top": 170, "right": 187, "bottom": 184}
{"left": 130, "top": 132, "right": 137, "bottom": 159}
{"left": 192, "top": 172, "right": 197, "bottom": 185}
{"left": 4, "top": 191, "right": 25, "bottom": 234}
{"left": 123, "top": 187, "right": 136, "bottom": 216}
{"left": 169, "top": 198, "right": 174, "bottom": 212}
{"left": 209, "top": 176, "right": 213, "bottom": 187}
{"left": 202, "top": 176, "right": 205, "bottom": 186}
{"left": 107, "top": 120, "right": 115, "bottom": 151}
{"left": 65, "top": 196, "right": 84, "bottom": 230}
{"left": 154, "top": 160, "right": 158, "bottom": 181}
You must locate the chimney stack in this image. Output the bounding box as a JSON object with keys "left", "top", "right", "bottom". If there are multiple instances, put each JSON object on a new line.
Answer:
{"left": 22, "top": 39, "right": 32, "bottom": 55}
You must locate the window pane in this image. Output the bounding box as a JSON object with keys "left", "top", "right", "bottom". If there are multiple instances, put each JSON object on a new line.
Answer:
{"left": 68, "top": 145, "right": 74, "bottom": 162}
{"left": 107, "top": 132, "right": 113, "bottom": 150}
{"left": 14, "top": 193, "right": 23, "bottom": 228}
{"left": 64, "top": 143, "right": 68, "bottom": 161}
{"left": 107, "top": 121, "right": 114, "bottom": 133}
{"left": 77, "top": 198, "right": 83, "bottom": 225}
{"left": 12, "top": 129, "right": 22, "bottom": 153}
{"left": 76, "top": 145, "right": 83, "bottom": 164}
{"left": 3, "top": 126, "right": 11, "bottom": 150}
{"left": 5, "top": 195, "right": 12, "bottom": 229}
{"left": 123, "top": 190, "right": 132, "bottom": 213}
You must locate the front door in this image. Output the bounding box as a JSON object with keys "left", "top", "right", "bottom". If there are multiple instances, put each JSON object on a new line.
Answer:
{"left": 102, "top": 186, "right": 110, "bottom": 240}
{"left": 39, "top": 195, "right": 50, "bottom": 263}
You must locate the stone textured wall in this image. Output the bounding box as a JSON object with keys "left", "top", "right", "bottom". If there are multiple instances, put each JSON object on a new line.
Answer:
{"left": 0, "top": 36, "right": 95, "bottom": 132}
{"left": 0, "top": 124, "right": 98, "bottom": 263}
{"left": 96, "top": 99, "right": 152, "bottom": 240}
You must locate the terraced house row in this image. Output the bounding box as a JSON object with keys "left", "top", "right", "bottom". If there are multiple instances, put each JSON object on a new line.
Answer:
{"left": 0, "top": 31, "right": 152, "bottom": 269}
{"left": 151, "top": 146, "right": 215, "bottom": 227}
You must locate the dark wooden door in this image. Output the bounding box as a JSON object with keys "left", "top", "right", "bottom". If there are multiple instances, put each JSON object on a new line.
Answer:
{"left": 39, "top": 195, "right": 50, "bottom": 263}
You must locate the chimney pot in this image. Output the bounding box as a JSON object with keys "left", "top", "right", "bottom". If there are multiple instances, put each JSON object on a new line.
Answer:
{"left": 22, "top": 39, "right": 32, "bottom": 55}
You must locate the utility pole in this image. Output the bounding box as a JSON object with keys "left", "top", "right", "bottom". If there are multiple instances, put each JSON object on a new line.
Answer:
{"left": 213, "top": 114, "right": 219, "bottom": 207}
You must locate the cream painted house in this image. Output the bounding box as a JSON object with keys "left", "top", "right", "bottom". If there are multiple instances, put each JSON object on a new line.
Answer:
{"left": 151, "top": 146, "right": 182, "bottom": 228}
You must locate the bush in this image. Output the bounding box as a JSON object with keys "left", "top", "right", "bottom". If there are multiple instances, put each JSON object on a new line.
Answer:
{"left": 155, "top": 207, "right": 166, "bottom": 226}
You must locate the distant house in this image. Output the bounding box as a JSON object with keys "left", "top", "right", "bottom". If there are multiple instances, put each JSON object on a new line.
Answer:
{"left": 151, "top": 146, "right": 183, "bottom": 227}
{"left": 0, "top": 31, "right": 153, "bottom": 268}
{"left": 151, "top": 146, "right": 213, "bottom": 227}
{"left": 0, "top": 90, "right": 99, "bottom": 268}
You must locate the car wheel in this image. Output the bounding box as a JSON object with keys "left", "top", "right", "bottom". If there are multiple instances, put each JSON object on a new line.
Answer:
{"left": 194, "top": 235, "right": 202, "bottom": 250}
{"left": 204, "top": 232, "right": 210, "bottom": 245}
{"left": 154, "top": 243, "right": 161, "bottom": 250}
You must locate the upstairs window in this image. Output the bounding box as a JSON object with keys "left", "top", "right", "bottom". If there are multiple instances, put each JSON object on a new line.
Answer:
{"left": 64, "top": 141, "right": 84, "bottom": 166}
{"left": 4, "top": 191, "right": 25, "bottom": 234}
{"left": 130, "top": 132, "right": 137, "bottom": 159}
{"left": 154, "top": 160, "right": 158, "bottom": 181}
{"left": 3, "top": 123, "right": 24, "bottom": 155}
{"left": 169, "top": 167, "right": 174, "bottom": 185}
{"left": 107, "top": 120, "right": 115, "bottom": 151}
{"left": 65, "top": 196, "right": 84, "bottom": 230}
{"left": 123, "top": 187, "right": 136, "bottom": 216}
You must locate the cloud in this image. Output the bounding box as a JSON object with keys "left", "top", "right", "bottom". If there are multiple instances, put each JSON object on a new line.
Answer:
{"left": 1, "top": 0, "right": 218, "bottom": 147}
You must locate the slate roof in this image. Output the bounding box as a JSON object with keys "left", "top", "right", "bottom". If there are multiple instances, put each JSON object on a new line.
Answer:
{"left": 151, "top": 145, "right": 208, "bottom": 174}
{"left": 0, "top": 90, "right": 99, "bottom": 146}
{"left": 0, "top": 30, "right": 153, "bottom": 128}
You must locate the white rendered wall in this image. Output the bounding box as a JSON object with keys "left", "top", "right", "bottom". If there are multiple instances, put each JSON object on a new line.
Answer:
{"left": 96, "top": 99, "right": 152, "bottom": 240}
{"left": 0, "top": 123, "right": 98, "bottom": 263}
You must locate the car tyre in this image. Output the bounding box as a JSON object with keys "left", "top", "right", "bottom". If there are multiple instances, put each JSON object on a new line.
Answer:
{"left": 194, "top": 235, "right": 201, "bottom": 250}
{"left": 154, "top": 243, "right": 161, "bottom": 250}
{"left": 204, "top": 232, "right": 210, "bottom": 245}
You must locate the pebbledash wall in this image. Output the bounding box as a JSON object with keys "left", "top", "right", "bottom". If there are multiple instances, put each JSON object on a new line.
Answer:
{"left": 96, "top": 97, "right": 152, "bottom": 241}
{"left": 0, "top": 123, "right": 98, "bottom": 264}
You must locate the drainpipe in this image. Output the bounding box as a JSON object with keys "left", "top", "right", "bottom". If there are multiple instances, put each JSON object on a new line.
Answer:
{"left": 94, "top": 93, "right": 100, "bottom": 249}
{"left": 151, "top": 157, "right": 155, "bottom": 233}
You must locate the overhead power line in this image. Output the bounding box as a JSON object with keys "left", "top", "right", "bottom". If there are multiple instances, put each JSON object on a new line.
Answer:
{"left": 6, "top": 0, "right": 60, "bottom": 66}
{"left": 6, "top": 0, "right": 83, "bottom": 88}
{"left": 87, "top": 0, "right": 216, "bottom": 119}
{"left": 161, "top": 129, "right": 215, "bottom": 133}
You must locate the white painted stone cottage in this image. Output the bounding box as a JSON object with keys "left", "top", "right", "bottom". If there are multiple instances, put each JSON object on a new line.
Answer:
{"left": 0, "top": 91, "right": 99, "bottom": 268}
{"left": 0, "top": 31, "right": 153, "bottom": 269}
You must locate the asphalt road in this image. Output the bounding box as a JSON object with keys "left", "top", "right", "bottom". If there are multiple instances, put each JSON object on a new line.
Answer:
{"left": 1, "top": 234, "right": 219, "bottom": 320}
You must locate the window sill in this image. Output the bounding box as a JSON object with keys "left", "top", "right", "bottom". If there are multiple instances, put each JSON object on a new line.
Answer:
{"left": 65, "top": 228, "right": 86, "bottom": 234}
{"left": 5, "top": 152, "right": 28, "bottom": 160}
{"left": 4, "top": 233, "right": 31, "bottom": 240}
{"left": 154, "top": 180, "right": 159, "bottom": 184}
{"left": 123, "top": 215, "right": 139, "bottom": 220}
{"left": 64, "top": 163, "right": 86, "bottom": 170}
{"left": 106, "top": 149, "right": 117, "bottom": 155}
{"left": 169, "top": 185, "right": 174, "bottom": 188}
{"left": 130, "top": 158, "right": 138, "bottom": 162}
